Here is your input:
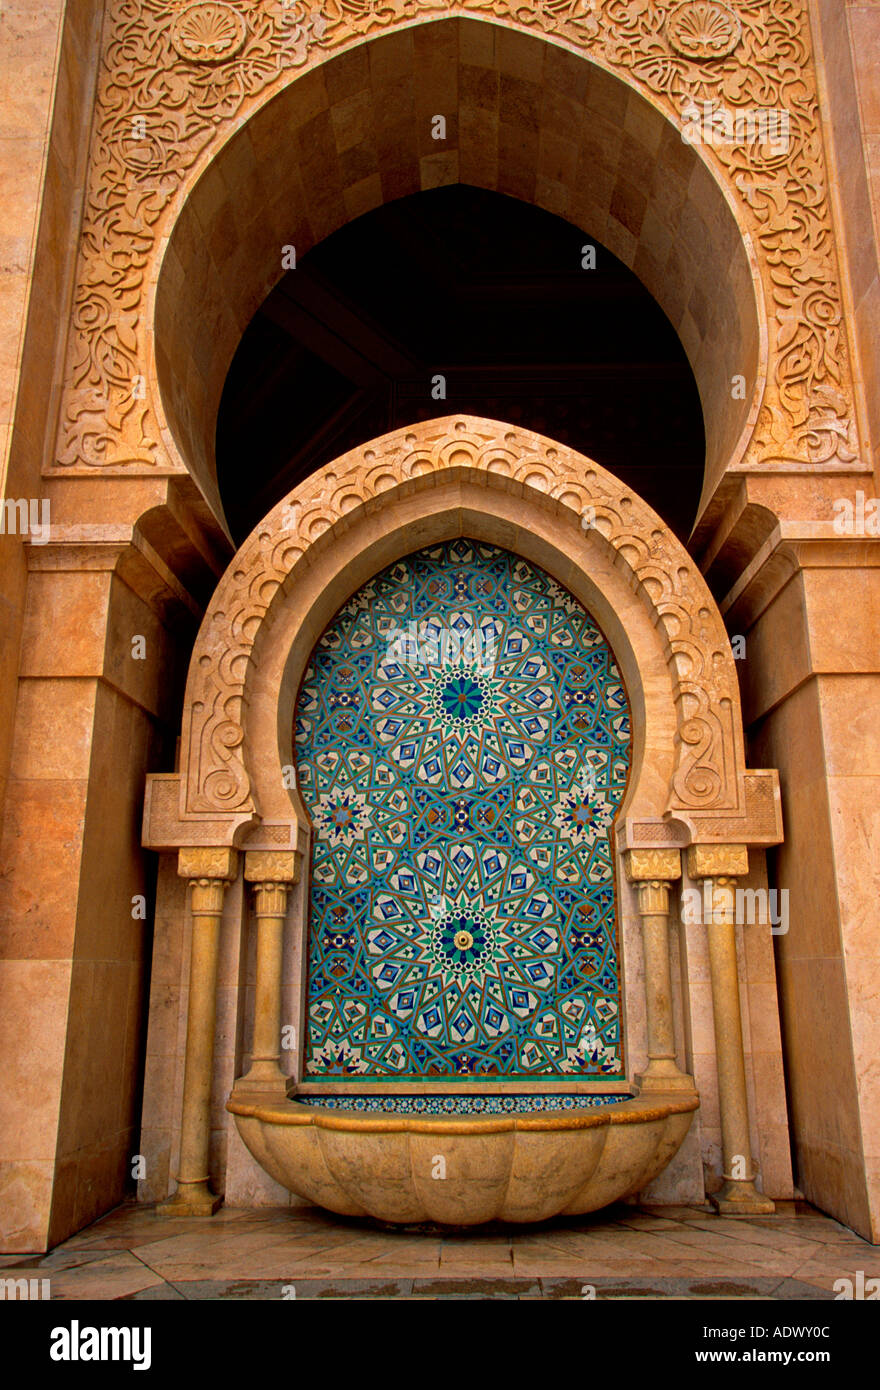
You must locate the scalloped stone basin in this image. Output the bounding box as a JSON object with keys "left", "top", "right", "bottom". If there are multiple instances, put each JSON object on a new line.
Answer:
{"left": 228, "top": 1091, "right": 699, "bottom": 1225}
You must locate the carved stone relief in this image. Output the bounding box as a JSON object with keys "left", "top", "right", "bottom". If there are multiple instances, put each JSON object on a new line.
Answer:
{"left": 52, "top": 0, "right": 861, "bottom": 486}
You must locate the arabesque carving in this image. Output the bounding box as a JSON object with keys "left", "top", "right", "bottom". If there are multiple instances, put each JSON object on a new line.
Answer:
{"left": 53, "top": 0, "right": 861, "bottom": 482}
{"left": 161, "top": 417, "right": 782, "bottom": 850}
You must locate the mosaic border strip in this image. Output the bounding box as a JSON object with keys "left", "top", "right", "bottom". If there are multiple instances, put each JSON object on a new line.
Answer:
{"left": 293, "top": 1092, "right": 633, "bottom": 1114}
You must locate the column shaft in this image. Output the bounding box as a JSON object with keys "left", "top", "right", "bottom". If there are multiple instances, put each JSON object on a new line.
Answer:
{"left": 625, "top": 850, "right": 693, "bottom": 1093}
{"left": 158, "top": 847, "right": 237, "bottom": 1217}
{"left": 688, "top": 846, "right": 774, "bottom": 1215}
{"left": 236, "top": 851, "right": 300, "bottom": 1097}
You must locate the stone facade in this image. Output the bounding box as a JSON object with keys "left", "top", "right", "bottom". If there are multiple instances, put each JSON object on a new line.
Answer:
{"left": 0, "top": 0, "right": 878, "bottom": 1249}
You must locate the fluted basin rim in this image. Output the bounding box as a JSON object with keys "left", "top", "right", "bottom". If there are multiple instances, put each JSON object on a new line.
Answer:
{"left": 227, "top": 1091, "right": 699, "bottom": 1135}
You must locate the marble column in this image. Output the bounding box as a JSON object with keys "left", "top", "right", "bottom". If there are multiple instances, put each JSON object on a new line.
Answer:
{"left": 237, "top": 851, "right": 300, "bottom": 1097}
{"left": 624, "top": 848, "right": 694, "bottom": 1092}
{"left": 687, "top": 844, "right": 774, "bottom": 1214}
{"left": 158, "top": 847, "right": 238, "bottom": 1216}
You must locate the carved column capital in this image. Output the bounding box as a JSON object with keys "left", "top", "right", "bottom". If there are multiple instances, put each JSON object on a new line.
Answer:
{"left": 686, "top": 844, "right": 749, "bottom": 880}
{"left": 178, "top": 847, "right": 239, "bottom": 917}
{"left": 250, "top": 882, "right": 290, "bottom": 918}
{"left": 624, "top": 847, "right": 682, "bottom": 883}
{"left": 625, "top": 848, "right": 681, "bottom": 917}
{"left": 178, "top": 846, "right": 240, "bottom": 880}
{"left": 636, "top": 879, "right": 672, "bottom": 916}
{"left": 244, "top": 850, "right": 299, "bottom": 918}
{"left": 243, "top": 850, "right": 300, "bottom": 885}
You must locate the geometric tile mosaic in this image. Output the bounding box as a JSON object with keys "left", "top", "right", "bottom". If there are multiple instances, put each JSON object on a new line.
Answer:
{"left": 295, "top": 1094, "right": 632, "bottom": 1114}
{"left": 295, "top": 539, "right": 631, "bottom": 1081}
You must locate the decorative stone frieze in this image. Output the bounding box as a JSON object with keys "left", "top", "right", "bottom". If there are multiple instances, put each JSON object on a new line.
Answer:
{"left": 51, "top": 0, "right": 863, "bottom": 488}
{"left": 623, "top": 848, "right": 683, "bottom": 883}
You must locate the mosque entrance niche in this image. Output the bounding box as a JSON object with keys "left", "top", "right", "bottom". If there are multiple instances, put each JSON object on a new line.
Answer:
{"left": 294, "top": 538, "right": 631, "bottom": 1082}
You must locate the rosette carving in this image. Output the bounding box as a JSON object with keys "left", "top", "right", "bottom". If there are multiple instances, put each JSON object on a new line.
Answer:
{"left": 665, "top": 2, "right": 741, "bottom": 60}
{"left": 170, "top": 3, "right": 249, "bottom": 62}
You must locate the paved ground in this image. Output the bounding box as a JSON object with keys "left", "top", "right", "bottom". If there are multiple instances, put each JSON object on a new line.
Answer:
{"left": 2, "top": 1199, "right": 878, "bottom": 1299}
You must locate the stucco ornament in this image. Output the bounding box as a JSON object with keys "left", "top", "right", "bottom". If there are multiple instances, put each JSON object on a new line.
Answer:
{"left": 665, "top": 1, "right": 741, "bottom": 59}
{"left": 52, "top": 0, "right": 861, "bottom": 484}
{"left": 169, "top": 3, "right": 249, "bottom": 62}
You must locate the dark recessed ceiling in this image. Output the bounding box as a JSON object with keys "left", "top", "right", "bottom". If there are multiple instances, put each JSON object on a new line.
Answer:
{"left": 217, "top": 185, "right": 705, "bottom": 545}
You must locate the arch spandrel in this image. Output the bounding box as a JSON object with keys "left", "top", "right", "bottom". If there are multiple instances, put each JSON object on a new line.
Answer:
{"left": 52, "top": 2, "right": 865, "bottom": 536}
{"left": 142, "top": 417, "right": 783, "bottom": 855}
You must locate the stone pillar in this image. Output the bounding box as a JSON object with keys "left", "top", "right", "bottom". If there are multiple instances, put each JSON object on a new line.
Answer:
{"left": 237, "top": 851, "right": 300, "bottom": 1097}
{"left": 624, "top": 849, "right": 693, "bottom": 1093}
{"left": 158, "top": 847, "right": 238, "bottom": 1216}
{"left": 687, "top": 844, "right": 774, "bottom": 1215}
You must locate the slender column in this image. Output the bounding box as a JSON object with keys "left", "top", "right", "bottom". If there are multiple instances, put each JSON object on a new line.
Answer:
{"left": 237, "top": 851, "right": 300, "bottom": 1096}
{"left": 687, "top": 844, "right": 774, "bottom": 1215}
{"left": 158, "top": 847, "right": 238, "bottom": 1217}
{"left": 624, "top": 849, "right": 693, "bottom": 1092}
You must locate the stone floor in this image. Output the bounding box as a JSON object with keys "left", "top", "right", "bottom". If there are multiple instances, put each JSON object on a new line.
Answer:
{"left": 3, "top": 1199, "right": 879, "bottom": 1299}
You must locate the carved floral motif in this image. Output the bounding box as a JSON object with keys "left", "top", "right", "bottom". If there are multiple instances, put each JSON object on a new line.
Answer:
{"left": 665, "top": 1, "right": 741, "bottom": 59}
{"left": 52, "top": 0, "right": 861, "bottom": 479}
{"left": 169, "top": 3, "right": 249, "bottom": 62}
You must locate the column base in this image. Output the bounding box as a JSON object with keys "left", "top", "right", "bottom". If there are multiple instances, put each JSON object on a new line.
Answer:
{"left": 156, "top": 1181, "right": 223, "bottom": 1217}
{"left": 710, "top": 1179, "right": 775, "bottom": 1216}
{"left": 635, "top": 1066, "right": 696, "bottom": 1093}
{"left": 231, "top": 1066, "right": 289, "bottom": 1101}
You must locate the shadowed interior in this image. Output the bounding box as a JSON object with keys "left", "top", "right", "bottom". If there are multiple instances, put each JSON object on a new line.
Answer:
{"left": 217, "top": 186, "right": 706, "bottom": 544}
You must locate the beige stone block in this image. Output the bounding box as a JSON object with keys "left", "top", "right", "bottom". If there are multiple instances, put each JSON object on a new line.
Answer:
{"left": 739, "top": 573, "right": 814, "bottom": 720}
{"left": 55, "top": 960, "right": 132, "bottom": 1156}
{"left": 780, "top": 957, "right": 863, "bottom": 1158}
{"left": 9, "top": 678, "right": 96, "bottom": 781}
{"left": 847, "top": 5, "right": 880, "bottom": 129}
{"left": 805, "top": 570, "right": 880, "bottom": 678}
{"left": 797, "top": 1135, "right": 872, "bottom": 1240}
{"left": 0, "top": 1160, "right": 55, "bottom": 1253}
{"left": 68, "top": 1134, "right": 131, "bottom": 1239}
{"left": 19, "top": 571, "right": 112, "bottom": 678}
{"left": 685, "top": 978, "right": 717, "bottom": 1057}
{"left": 826, "top": 774, "right": 880, "bottom": 955}
{"left": 0, "top": 960, "right": 69, "bottom": 1161}
{"left": 0, "top": 778, "right": 86, "bottom": 958}
{"left": 0, "top": 269, "right": 33, "bottom": 421}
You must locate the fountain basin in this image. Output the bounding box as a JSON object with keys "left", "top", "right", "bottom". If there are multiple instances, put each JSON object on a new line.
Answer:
{"left": 227, "top": 1090, "right": 699, "bottom": 1225}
